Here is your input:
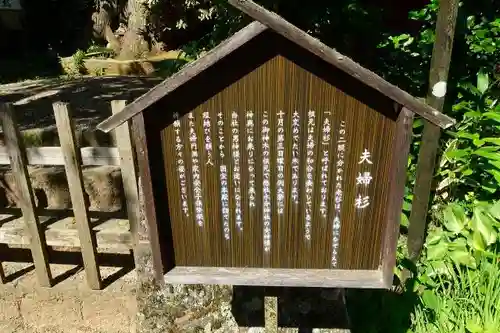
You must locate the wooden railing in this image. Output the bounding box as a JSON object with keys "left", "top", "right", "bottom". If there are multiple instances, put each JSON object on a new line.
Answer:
{"left": 0, "top": 101, "right": 140, "bottom": 290}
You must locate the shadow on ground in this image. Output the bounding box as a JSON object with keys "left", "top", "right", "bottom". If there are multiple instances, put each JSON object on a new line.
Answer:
{"left": 0, "top": 245, "right": 135, "bottom": 289}
{"left": 231, "top": 285, "right": 418, "bottom": 332}
{"left": 0, "top": 208, "right": 134, "bottom": 289}
{"left": 0, "top": 76, "right": 164, "bottom": 131}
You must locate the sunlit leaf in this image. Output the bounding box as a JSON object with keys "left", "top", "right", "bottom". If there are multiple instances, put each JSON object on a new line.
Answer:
{"left": 449, "top": 249, "right": 476, "bottom": 268}
{"left": 442, "top": 204, "right": 465, "bottom": 234}
{"left": 402, "top": 200, "right": 412, "bottom": 211}
{"left": 483, "top": 137, "right": 500, "bottom": 146}
{"left": 483, "top": 112, "right": 500, "bottom": 123}
{"left": 466, "top": 320, "right": 484, "bottom": 333}
{"left": 488, "top": 201, "right": 500, "bottom": 220}
{"left": 456, "top": 131, "right": 479, "bottom": 140}
{"left": 464, "top": 110, "right": 482, "bottom": 118}
{"left": 472, "top": 230, "right": 486, "bottom": 251}
{"left": 473, "top": 148, "right": 500, "bottom": 160}
{"left": 437, "top": 177, "right": 456, "bottom": 191}
{"left": 421, "top": 290, "right": 439, "bottom": 311}
{"left": 477, "top": 72, "right": 489, "bottom": 94}
{"left": 445, "top": 149, "right": 470, "bottom": 159}
{"left": 489, "top": 160, "right": 500, "bottom": 170}
{"left": 481, "top": 184, "right": 497, "bottom": 193}
{"left": 427, "top": 230, "right": 443, "bottom": 245}
{"left": 487, "top": 169, "right": 500, "bottom": 183}
{"left": 472, "top": 208, "right": 497, "bottom": 246}
{"left": 427, "top": 242, "right": 448, "bottom": 261}
{"left": 401, "top": 213, "right": 409, "bottom": 227}
{"left": 463, "top": 168, "right": 473, "bottom": 176}
{"left": 413, "top": 118, "right": 424, "bottom": 129}
{"left": 473, "top": 138, "right": 485, "bottom": 147}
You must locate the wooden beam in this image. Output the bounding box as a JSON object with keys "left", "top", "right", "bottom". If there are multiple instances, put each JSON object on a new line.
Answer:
{"left": 0, "top": 103, "right": 52, "bottom": 287}
{"left": 164, "top": 267, "right": 386, "bottom": 288}
{"left": 97, "top": 22, "right": 268, "bottom": 133}
{"left": 0, "top": 146, "right": 120, "bottom": 166}
{"left": 111, "top": 100, "right": 141, "bottom": 251}
{"left": 228, "top": 0, "right": 455, "bottom": 129}
{"left": 54, "top": 102, "right": 102, "bottom": 290}
{"left": 407, "top": 0, "right": 459, "bottom": 262}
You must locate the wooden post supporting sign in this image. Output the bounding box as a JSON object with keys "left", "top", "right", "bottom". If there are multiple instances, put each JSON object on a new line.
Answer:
{"left": 407, "top": 0, "right": 460, "bottom": 262}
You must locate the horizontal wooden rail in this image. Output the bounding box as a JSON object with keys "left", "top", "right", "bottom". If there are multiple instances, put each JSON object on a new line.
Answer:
{"left": 0, "top": 146, "right": 120, "bottom": 166}
{"left": 0, "top": 216, "right": 132, "bottom": 251}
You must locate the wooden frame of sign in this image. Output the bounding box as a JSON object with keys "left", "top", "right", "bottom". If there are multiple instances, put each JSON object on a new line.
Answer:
{"left": 98, "top": 0, "right": 454, "bottom": 289}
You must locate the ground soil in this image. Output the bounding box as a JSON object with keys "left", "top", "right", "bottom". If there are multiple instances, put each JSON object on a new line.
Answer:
{"left": 0, "top": 75, "right": 163, "bottom": 133}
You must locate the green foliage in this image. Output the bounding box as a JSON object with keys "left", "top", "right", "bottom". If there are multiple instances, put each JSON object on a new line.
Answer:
{"left": 410, "top": 257, "right": 500, "bottom": 333}
{"left": 373, "top": 1, "right": 500, "bottom": 332}
{"left": 72, "top": 49, "right": 87, "bottom": 75}
{"left": 379, "top": 0, "right": 500, "bottom": 95}
{"left": 437, "top": 73, "right": 500, "bottom": 204}
{"left": 423, "top": 201, "right": 500, "bottom": 278}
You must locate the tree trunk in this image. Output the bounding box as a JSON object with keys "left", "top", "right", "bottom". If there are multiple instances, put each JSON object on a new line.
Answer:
{"left": 91, "top": 0, "right": 121, "bottom": 53}
{"left": 118, "top": 0, "right": 151, "bottom": 59}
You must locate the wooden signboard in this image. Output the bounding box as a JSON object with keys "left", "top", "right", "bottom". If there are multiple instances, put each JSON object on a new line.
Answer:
{"left": 98, "top": 0, "right": 454, "bottom": 288}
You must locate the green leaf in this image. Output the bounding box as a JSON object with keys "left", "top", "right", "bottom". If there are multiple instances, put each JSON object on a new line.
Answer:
{"left": 421, "top": 290, "right": 439, "bottom": 311}
{"left": 446, "top": 149, "right": 470, "bottom": 159}
{"left": 401, "top": 213, "right": 409, "bottom": 227}
{"left": 442, "top": 204, "right": 465, "bottom": 234}
{"left": 473, "top": 148, "right": 500, "bottom": 160}
{"left": 488, "top": 160, "right": 500, "bottom": 170}
{"left": 481, "top": 184, "right": 497, "bottom": 193}
{"left": 456, "top": 131, "right": 479, "bottom": 140}
{"left": 472, "top": 209, "right": 497, "bottom": 246}
{"left": 463, "top": 168, "right": 473, "bottom": 176}
{"left": 426, "top": 260, "right": 451, "bottom": 278}
{"left": 483, "top": 137, "right": 500, "bottom": 146}
{"left": 487, "top": 169, "right": 500, "bottom": 183}
{"left": 464, "top": 110, "right": 482, "bottom": 118}
{"left": 477, "top": 72, "right": 489, "bottom": 94}
{"left": 448, "top": 237, "right": 467, "bottom": 250}
{"left": 467, "top": 321, "right": 484, "bottom": 333}
{"left": 473, "top": 138, "right": 486, "bottom": 147}
{"left": 472, "top": 230, "right": 486, "bottom": 251}
{"left": 402, "top": 200, "right": 412, "bottom": 211}
{"left": 488, "top": 201, "right": 500, "bottom": 220}
{"left": 412, "top": 118, "right": 424, "bottom": 129}
{"left": 426, "top": 230, "right": 443, "bottom": 245}
{"left": 449, "top": 249, "right": 476, "bottom": 268}
{"left": 427, "top": 241, "right": 448, "bottom": 261}
{"left": 483, "top": 112, "right": 500, "bottom": 123}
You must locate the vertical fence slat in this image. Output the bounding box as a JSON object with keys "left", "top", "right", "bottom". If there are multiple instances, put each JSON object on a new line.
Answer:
{"left": 0, "top": 103, "right": 52, "bottom": 287}
{"left": 53, "top": 102, "right": 102, "bottom": 290}
{"left": 111, "top": 100, "right": 140, "bottom": 248}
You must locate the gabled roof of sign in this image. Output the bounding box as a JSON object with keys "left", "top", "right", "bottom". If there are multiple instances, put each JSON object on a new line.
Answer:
{"left": 97, "top": 0, "right": 455, "bottom": 133}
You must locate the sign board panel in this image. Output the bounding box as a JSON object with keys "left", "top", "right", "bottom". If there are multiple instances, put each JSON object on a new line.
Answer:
{"left": 161, "top": 44, "right": 398, "bottom": 272}
{"left": 97, "top": 0, "right": 454, "bottom": 288}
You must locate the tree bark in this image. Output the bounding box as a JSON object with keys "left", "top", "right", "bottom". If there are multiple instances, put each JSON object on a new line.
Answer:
{"left": 118, "top": 0, "right": 151, "bottom": 59}
{"left": 91, "top": 0, "right": 121, "bottom": 53}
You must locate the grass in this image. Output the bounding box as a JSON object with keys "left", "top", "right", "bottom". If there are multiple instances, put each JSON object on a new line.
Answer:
{"left": 410, "top": 258, "right": 500, "bottom": 333}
